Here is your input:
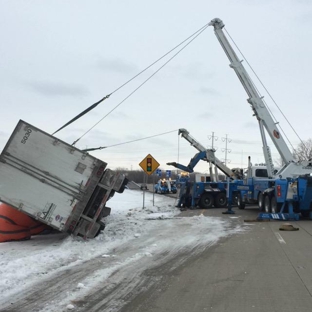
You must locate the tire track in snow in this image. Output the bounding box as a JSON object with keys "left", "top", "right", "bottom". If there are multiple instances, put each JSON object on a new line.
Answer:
{"left": 0, "top": 215, "right": 248, "bottom": 312}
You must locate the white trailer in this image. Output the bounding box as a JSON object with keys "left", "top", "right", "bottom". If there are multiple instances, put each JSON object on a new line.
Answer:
{"left": 0, "top": 120, "right": 128, "bottom": 238}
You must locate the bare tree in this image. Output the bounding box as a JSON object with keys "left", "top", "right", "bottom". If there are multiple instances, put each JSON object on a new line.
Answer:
{"left": 293, "top": 139, "right": 312, "bottom": 161}
{"left": 274, "top": 157, "right": 285, "bottom": 168}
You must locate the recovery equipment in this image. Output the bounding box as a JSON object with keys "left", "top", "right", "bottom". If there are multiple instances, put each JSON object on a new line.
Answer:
{"left": 209, "top": 18, "right": 312, "bottom": 219}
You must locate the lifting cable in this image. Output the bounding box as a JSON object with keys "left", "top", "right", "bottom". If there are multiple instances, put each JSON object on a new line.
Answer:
{"left": 52, "top": 22, "right": 210, "bottom": 138}
{"left": 224, "top": 29, "right": 305, "bottom": 152}
{"left": 82, "top": 129, "right": 179, "bottom": 152}
{"left": 72, "top": 24, "right": 209, "bottom": 146}
{"left": 73, "top": 28, "right": 209, "bottom": 146}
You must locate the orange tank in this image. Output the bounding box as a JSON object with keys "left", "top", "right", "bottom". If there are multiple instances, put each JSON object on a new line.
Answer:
{"left": 0, "top": 203, "right": 49, "bottom": 242}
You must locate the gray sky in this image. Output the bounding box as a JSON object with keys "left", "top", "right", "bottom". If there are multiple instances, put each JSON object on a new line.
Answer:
{"left": 1, "top": 0, "right": 312, "bottom": 173}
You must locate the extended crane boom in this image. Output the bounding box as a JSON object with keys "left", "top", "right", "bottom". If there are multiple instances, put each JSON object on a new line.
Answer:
{"left": 209, "top": 18, "right": 312, "bottom": 178}
{"left": 167, "top": 128, "right": 243, "bottom": 180}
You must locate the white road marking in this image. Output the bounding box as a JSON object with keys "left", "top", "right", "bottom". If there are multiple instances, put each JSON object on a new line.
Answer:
{"left": 275, "top": 232, "right": 286, "bottom": 244}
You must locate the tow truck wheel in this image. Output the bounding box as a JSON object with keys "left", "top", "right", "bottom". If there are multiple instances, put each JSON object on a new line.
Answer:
{"left": 200, "top": 193, "right": 214, "bottom": 209}
{"left": 271, "top": 197, "right": 281, "bottom": 213}
{"left": 301, "top": 210, "right": 310, "bottom": 219}
{"left": 264, "top": 195, "right": 271, "bottom": 213}
{"left": 258, "top": 193, "right": 265, "bottom": 211}
{"left": 215, "top": 192, "right": 227, "bottom": 208}
{"left": 232, "top": 193, "right": 238, "bottom": 206}
{"left": 237, "top": 193, "right": 245, "bottom": 210}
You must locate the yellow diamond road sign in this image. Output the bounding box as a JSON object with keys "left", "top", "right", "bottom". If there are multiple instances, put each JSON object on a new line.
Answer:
{"left": 139, "top": 154, "right": 160, "bottom": 175}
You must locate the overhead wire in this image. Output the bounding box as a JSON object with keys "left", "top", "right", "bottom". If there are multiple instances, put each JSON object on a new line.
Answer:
{"left": 73, "top": 24, "right": 210, "bottom": 146}
{"left": 82, "top": 129, "right": 179, "bottom": 152}
{"left": 52, "top": 22, "right": 210, "bottom": 137}
{"left": 224, "top": 28, "right": 305, "bottom": 153}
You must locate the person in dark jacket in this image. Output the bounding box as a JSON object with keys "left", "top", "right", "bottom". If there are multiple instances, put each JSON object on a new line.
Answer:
{"left": 176, "top": 181, "right": 192, "bottom": 210}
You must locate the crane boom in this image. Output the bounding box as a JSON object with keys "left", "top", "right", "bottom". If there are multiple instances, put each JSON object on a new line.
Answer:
{"left": 208, "top": 18, "right": 312, "bottom": 178}
{"left": 177, "top": 128, "right": 242, "bottom": 179}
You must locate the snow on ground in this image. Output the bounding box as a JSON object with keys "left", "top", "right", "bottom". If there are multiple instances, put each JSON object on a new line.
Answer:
{"left": 0, "top": 190, "right": 250, "bottom": 311}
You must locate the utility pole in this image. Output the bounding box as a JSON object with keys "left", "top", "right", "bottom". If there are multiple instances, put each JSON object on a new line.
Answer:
{"left": 208, "top": 132, "right": 218, "bottom": 150}
{"left": 222, "top": 134, "right": 231, "bottom": 166}
{"left": 208, "top": 132, "right": 218, "bottom": 181}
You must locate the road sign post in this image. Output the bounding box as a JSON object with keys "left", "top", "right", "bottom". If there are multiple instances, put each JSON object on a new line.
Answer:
{"left": 139, "top": 154, "right": 160, "bottom": 208}
{"left": 153, "top": 169, "right": 161, "bottom": 206}
{"left": 152, "top": 171, "right": 155, "bottom": 206}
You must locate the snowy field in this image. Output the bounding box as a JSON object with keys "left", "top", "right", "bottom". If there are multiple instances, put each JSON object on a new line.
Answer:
{"left": 0, "top": 190, "right": 250, "bottom": 312}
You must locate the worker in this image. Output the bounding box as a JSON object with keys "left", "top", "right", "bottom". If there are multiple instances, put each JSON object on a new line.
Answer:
{"left": 176, "top": 181, "right": 192, "bottom": 210}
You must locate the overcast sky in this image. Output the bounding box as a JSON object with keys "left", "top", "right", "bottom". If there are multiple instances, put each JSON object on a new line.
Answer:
{"left": 1, "top": 0, "right": 312, "bottom": 173}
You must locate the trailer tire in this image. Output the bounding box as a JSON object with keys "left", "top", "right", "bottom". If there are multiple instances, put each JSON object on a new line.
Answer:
{"left": 97, "top": 206, "right": 111, "bottom": 220}
{"left": 237, "top": 193, "right": 245, "bottom": 210}
{"left": 200, "top": 193, "right": 214, "bottom": 209}
{"left": 258, "top": 193, "right": 265, "bottom": 211}
{"left": 215, "top": 192, "right": 227, "bottom": 208}
{"left": 95, "top": 222, "right": 105, "bottom": 237}
{"left": 264, "top": 195, "right": 271, "bottom": 213}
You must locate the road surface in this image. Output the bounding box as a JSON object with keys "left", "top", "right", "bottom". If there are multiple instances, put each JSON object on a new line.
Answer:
{"left": 120, "top": 207, "right": 312, "bottom": 312}
{"left": 2, "top": 203, "right": 312, "bottom": 312}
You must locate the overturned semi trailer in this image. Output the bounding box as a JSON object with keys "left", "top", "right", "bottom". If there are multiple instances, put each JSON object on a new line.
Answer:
{"left": 0, "top": 120, "right": 128, "bottom": 240}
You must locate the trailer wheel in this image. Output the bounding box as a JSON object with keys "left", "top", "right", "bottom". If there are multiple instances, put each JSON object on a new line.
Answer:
{"left": 97, "top": 206, "right": 111, "bottom": 220}
{"left": 264, "top": 195, "right": 271, "bottom": 213}
{"left": 258, "top": 193, "right": 265, "bottom": 211}
{"left": 271, "top": 197, "right": 281, "bottom": 213}
{"left": 237, "top": 193, "right": 245, "bottom": 210}
{"left": 215, "top": 192, "right": 227, "bottom": 208}
{"left": 200, "top": 193, "right": 214, "bottom": 209}
{"left": 95, "top": 222, "right": 105, "bottom": 237}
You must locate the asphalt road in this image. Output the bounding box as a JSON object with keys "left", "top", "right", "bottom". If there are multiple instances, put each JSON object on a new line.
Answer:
{"left": 3, "top": 187, "right": 312, "bottom": 312}
{"left": 119, "top": 205, "right": 312, "bottom": 312}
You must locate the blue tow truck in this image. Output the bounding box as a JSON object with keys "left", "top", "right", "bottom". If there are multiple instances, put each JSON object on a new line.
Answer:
{"left": 154, "top": 179, "right": 177, "bottom": 194}
{"left": 208, "top": 18, "right": 312, "bottom": 220}
{"left": 167, "top": 129, "right": 250, "bottom": 209}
